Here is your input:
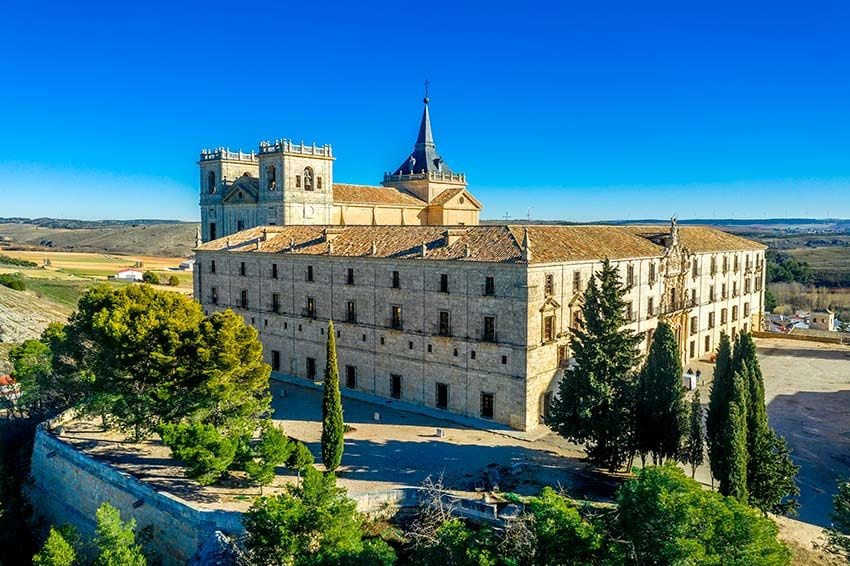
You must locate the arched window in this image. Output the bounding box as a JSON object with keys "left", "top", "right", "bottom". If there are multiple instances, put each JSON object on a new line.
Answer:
{"left": 266, "top": 165, "right": 276, "bottom": 191}
{"left": 207, "top": 171, "right": 216, "bottom": 194}
{"left": 303, "top": 167, "right": 314, "bottom": 191}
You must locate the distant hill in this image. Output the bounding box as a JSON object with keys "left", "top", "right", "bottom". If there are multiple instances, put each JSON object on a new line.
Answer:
{"left": 0, "top": 218, "right": 198, "bottom": 257}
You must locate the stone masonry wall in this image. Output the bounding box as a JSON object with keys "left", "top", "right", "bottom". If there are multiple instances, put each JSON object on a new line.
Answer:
{"left": 29, "top": 425, "right": 243, "bottom": 566}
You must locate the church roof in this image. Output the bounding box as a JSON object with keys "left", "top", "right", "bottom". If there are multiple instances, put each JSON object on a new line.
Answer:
{"left": 222, "top": 175, "right": 259, "bottom": 203}
{"left": 197, "top": 224, "right": 765, "bottom": 264}
{"left": 332, "top": 184, "right": 425, "bottom": 206}
{"left": 391, "top": 98, "right": 455, "bottom": 176}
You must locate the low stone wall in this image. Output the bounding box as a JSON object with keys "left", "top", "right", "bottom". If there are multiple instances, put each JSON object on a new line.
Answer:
{"left": 753, "top": 330, "right": 848, "bottom": 345}
{"left": 28, "top": 425, "right": 243, "bottom": 566}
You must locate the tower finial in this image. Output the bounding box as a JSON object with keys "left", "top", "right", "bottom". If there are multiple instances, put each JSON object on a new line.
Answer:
{"left": 424, "top": 78, "right": 430, "bottom": 104}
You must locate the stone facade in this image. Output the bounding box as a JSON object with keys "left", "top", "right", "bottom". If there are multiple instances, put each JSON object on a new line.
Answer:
{"left": 194, "top": 223, "right": 766, "bottom": 431}
{"left": 198, "top": 99, "right": 481, "bottom": 242}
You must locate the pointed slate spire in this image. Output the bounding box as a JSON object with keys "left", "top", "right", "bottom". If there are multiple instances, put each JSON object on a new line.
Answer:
{"left": 415, "top": 97, "right": 435, "bottom": 149}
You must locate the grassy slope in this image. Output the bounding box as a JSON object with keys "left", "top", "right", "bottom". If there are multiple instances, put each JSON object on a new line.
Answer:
{"left": 0, "top": 222, "right": 199, "bottom": 257}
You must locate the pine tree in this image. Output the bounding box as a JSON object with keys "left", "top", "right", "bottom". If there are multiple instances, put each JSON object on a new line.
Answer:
{"left": 720, "top": 371, "right": 749, "bottom": 502}
{"left": 33, "top": 527, "right": 78, "bottom": 566}
{"left": 681, "top": 389, "right": 705, "bottom": 478}
{"left": 93, "top": 503, "right": 147, "bottom": 566}
{"left": 636, "top": 322, "right": 685, "bottom": 465}
{"left": 321, "top": 320, "right": 344, "bottom": 472}
{"left": 706, "top": 332, "right": 733, "bottom": 484}
{"left": 547, "top": 259, "right": 643, "bottom": 472}
{"left": 825, "top": 477, "right": 850, "bottom": 559}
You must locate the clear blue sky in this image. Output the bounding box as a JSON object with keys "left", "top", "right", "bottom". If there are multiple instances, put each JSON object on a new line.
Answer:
{"left": 1, "top": 1, "right": 848, "bottom": 222}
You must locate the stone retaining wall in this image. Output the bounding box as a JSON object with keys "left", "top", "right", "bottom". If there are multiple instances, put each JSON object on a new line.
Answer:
{"left": 28, "top": 425, "right": 243, "bottom": 566}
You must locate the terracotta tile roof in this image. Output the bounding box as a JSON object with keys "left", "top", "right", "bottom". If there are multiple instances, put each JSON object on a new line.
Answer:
{"left": 197, "top": 224, "right": 765, "bottom": 264}
{"left": 0, "top": 375, "right": 15, "bottom": 387}
{"left": 429, "top": 188, "right": 464, "bottom": 206}
{"left": 332, "top": 183, "right": 425, "bottom": 206}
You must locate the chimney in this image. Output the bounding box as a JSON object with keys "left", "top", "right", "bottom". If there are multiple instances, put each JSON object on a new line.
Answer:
{"left": 370, "top": 241, "right": 378, "bottom": 255}
{"left": 420, "top": 241, "right": 427, "bottom": 258}
{"left": 323, "top": 227, "right": 345, "bottom": 243}
{"left": 442, "top": 228, "right": 465, "bottom": 247}
{"left": 328, "top": 241, "right": 334, "bottom": 255}
{"left": 464, "top": 243, "right": 471, "bottom": 258}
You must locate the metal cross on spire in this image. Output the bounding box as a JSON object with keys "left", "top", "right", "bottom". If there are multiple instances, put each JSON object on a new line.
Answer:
{"left": 424, "top": 78, "right": 430, "bottom": 104}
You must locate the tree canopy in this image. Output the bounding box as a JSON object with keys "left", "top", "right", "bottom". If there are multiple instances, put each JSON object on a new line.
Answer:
{"left": 547, "top": 259, "right": 643, "bottom": 472}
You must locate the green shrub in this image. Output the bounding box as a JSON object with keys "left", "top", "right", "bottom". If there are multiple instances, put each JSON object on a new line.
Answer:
{"left": 0, "top": 254, "right": 38, "bottom": 268}
{"left": 168, "top": 275, "right": 180, "bottom": 287}
{"left": 245, "top": 421, "right": 294, "bottom": 487}
{"left": 141, "top": 271, "right": 159, "bottom": 285}
{"left": 0, "top": 272, "right": 26, "bottom": 291}
{"left": 160, "top": 422, "right": 237, "bottom": 485}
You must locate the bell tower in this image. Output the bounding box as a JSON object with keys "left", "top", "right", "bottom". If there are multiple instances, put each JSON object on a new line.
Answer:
{"left": 257, "top": 139, "right": 335, "bottom": 225}
{"left": 197, "top": 148, "right": 258, "bottom": 241}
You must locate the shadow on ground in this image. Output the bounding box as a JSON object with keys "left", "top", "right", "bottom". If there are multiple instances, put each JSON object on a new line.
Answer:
{"left": 768, "top": 389, "right": 850, "bottom": 527}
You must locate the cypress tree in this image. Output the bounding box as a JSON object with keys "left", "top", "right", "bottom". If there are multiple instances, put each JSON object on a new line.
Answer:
{"left": 636, "top": 322, "right": 685, "bottom": 465}
{"left": 681, "top": 389, "right": 705, "bottom": 478}
{"left": 737, "top": 332, "right": 800, "bottom": 514}
{"left": 547, "top": 259, "right": 643, "bottom": 472}
{"left": 706, "top": 332, "right": 733, "bottom": 484}
{"left": 321, "top": 320, "right": 344, "bottom": 472}
{"left": 720, "top": 371, "right": 749, "bottom": 501}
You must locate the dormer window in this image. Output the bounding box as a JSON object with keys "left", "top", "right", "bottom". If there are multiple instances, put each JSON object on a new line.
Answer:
{"left": 207, "top": 171, "right": 216, "bottom": 194}
{"left": 303, "top": 167, "right": 314, "bottom": 191}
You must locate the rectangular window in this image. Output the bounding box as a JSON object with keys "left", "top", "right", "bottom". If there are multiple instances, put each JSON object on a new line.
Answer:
{"left": 690, "top": 316, "right": 698, "bottom": 335}
{"left": 647, "top": 297, "right": 654, "bottom": 317}
{"left": 436, "top": 383, "right": 449, "bottom": 410}
{"left": 544, "top": 273, "right": 554, "bottom": 296}
{"left": 440, "top": 273, "right": 449, "bottom": 293}
{"left": 710, "top": 257, "right": 717, "bottom": 276}
{"left": 744, "top": 302, "right": 750, "bottom": 317}
{"left": 306, "top": 357, "right": 316, "bottom": 379}
{"left": 392, "top": 270, "right": 400, "bottom": 289}
{"left": 391, "top": 305, "right": 402, "bottom": 330}
{"left": 709, "top": 286, "right": 715, "bottom": 302}
{"left": 721, "top": 308, "right": 728, "bottom": 325}
{"left": 237, "top": 220, "right": 245, "bottom": 231}
{"left": 543, "top": 315, "right": 555, "bottom": 342}
{"left": 709, "top": 311, "right": 716, "bottom": 329}
{"left": 732, "top": 305, "right": 738, "bottom": 321}
{"left": 558, "top": 345, "right": 569, "bottom": 368}
{"left": 572, "top": 271, "right": 581, "bottom": 293}
{"left": 483, "top": 316, "right": 496, "bottom": 342}
{"left": 345, "top": 365, "right": 356, "bottom": 389}
{"left": 296, "top": 174, "right": 301, "bottom": 188}
{"left": 210, "top": 259, "right": 216, "bottom": 273}
{"left": 692, "top": 260, "right": 699, "bottom": 279}
{"left": 240, "top": 289, "right": 248, "bottom": 309}
{"left": 733, "top": 282, "right": 739, "bottom": 297}
{"left": 480, "top": 392, "right": 494, "bottom": 420}
{"left": 211, "top": 286, "right": 218, "bottom": 305}
{"left": 625, "top": 301, "right": 634, "bottom": 321}
{"left": 723, "top": 256, "right": 729, "bottom": 274}
{"left": 271, "top": 350, "right": 281, "bottom": 371}
{"left": 209, "top": 222, "right": 217, "bottom": 241}
{"left": 734, "top": 255, "right": 740, "bottom": 272}
{"left": 722, "top": 283, "right": 728, "bottom": 300}
{"left": 755, "top": 276, "right": 762, "bottom": 291}
{"left": 571, "top": 310, "right": 582, "bottom": 329}
{"left": 346, "top": 268, "right": 354, "bottom": 285}
{"left": 484, "top": 276, "right": 495, "bottom": 296}
{"left": 306, "top": 265, "right": 314, "bottom": 282}
{"left": 317, "top": 176, "right": 323, "bottom": 190}
{"left": 648, "top": 262, "right": 656, "bottom": 286}
{"left": 626, "top": 264, "right": 635, "bottom": 288}
{"left": 705, "top": 335, "right": 711, "bottom": 353}
{"left": 390, "top": 374, "right": 402, "bottom": 399}
{"left": 689, "top": 340, "right": 696, "bottom": 359}
{"left": 240, "top": 262, "right": 246, "bottom": 276}
{"left": 346, "top": 301, "right": 357, "bottom": 323}
{"left": 306, "top": 297, "right": 316, "bottom": 318}
{"left": 745, "top": 279, "right": 751, "bottom": 294}
{"left": 272, "top": 293, "right": 280, "bottom": 313}
{"left": 272, "top": 263, "right": 278, "bottom": 279}
{"left": 438, "top": 311, "right": 450, "bottom": 336}
{"left": 691, "top": 289, "right": 697, "bottom": 306}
